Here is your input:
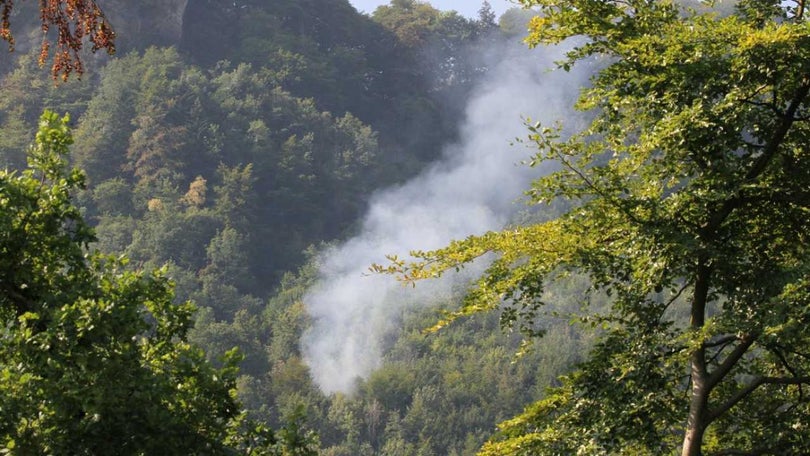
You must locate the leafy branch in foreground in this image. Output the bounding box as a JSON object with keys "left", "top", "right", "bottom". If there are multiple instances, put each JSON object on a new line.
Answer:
{"left": 378, "top": 1, "right": 810, "bottom": 454}
{"left": 1, "top": 0, "right": 115, "bottom": 79}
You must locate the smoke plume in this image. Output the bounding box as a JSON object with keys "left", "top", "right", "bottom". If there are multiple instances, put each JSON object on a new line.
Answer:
{"left": 302, "top": 40, "right": 591, "bottom": 394}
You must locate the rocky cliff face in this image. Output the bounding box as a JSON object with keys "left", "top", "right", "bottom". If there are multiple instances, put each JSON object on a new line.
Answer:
{"left": 100, "top": 0, "right": 189, "bottom": 50}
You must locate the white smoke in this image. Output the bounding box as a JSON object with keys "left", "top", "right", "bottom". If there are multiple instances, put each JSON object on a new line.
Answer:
{"left": 302, "top": 41, "right": 591, "bottom": 394}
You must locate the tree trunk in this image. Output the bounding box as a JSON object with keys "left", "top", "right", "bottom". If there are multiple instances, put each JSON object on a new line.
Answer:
{"left": 682, "top": 261, "right": 711, "bottom": 456}
{"left": 682, "top": 359, "right": 708, "bottom": 456}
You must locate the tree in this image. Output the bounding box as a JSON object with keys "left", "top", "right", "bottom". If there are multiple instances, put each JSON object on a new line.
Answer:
{"left": 497, "top": 8, "right": 538, "bottom": 37}
{"left": 477, "top": 2, "right": 497, "bottom": 30}
{"left": 0, "top": 111, "right": 276, "bottom": 454}
{"left": 371, "top": 0, "right": 442, "bottom": 48}
{"left": 0, "top": 0, "right": 115, "bottom": 79}
{"left": 377, "top": 1, "right": 810, "bottom": 454}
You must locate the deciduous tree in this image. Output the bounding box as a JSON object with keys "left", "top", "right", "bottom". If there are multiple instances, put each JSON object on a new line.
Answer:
{"left": 378, "top": 1, "right": 810, "bottom": 454}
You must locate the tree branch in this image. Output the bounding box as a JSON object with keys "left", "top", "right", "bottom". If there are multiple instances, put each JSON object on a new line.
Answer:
{"left": 702, "top": 78, "right": 810, "bottom": 237}
{"left": 550, "top": 146, "right": 647, "bottom": 227}
{"left": 707, "top": 375, "right": 810, "bottom": 423}
{"left": 703, "top": 334, "right": 739, "bottom": 348}
{"left": 767, "top": 344, "right": 801, "bottom": 379}
{"left": 743, "top": 79, "right": 810, "bottom": 181}
{"left": 741, "top": 99, "right": 785, "bottom": 118}
{"left": 705, "top": 338, "right": 737, "bottom": 370}
{"left": 706, "top": 333, "right": 757, "bottom": 389}
{"left": 773, "top": 342, "right": 810, "bottom": 362}
{"left": 657, "top": 281, "right": 689, "bottom": 321}
{"left": 766, "top": 343, "right": 805, "bottom": 400}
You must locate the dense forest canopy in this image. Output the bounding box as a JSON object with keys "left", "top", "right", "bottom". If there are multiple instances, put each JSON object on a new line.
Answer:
{"left": 2, "top": 0, "right": 807, "bottom": 455}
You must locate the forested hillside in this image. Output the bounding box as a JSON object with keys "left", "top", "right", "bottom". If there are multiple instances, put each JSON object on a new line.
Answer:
{"left": 0, "top": 0, "right": 500, "bottom": 283}
{"left": 0, "top": 1, "right": 577, "bottom": 454}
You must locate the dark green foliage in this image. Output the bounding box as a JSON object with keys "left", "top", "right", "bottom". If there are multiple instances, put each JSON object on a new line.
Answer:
{"left": 0, "top": 111, "right": 275, "bottom": 454}
{"left": 179, "top": 0, "right": 445, "bottom": 164}
{"left": 68, "top": 49, "right": 384, "bottom": 288}
{"left": 0, "top": 55, "right": 92, "bottom": 169}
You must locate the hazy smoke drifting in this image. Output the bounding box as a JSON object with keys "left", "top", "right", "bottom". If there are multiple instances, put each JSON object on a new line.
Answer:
{"left": 302, "top": 41, "right": 591, "bottom": 394}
